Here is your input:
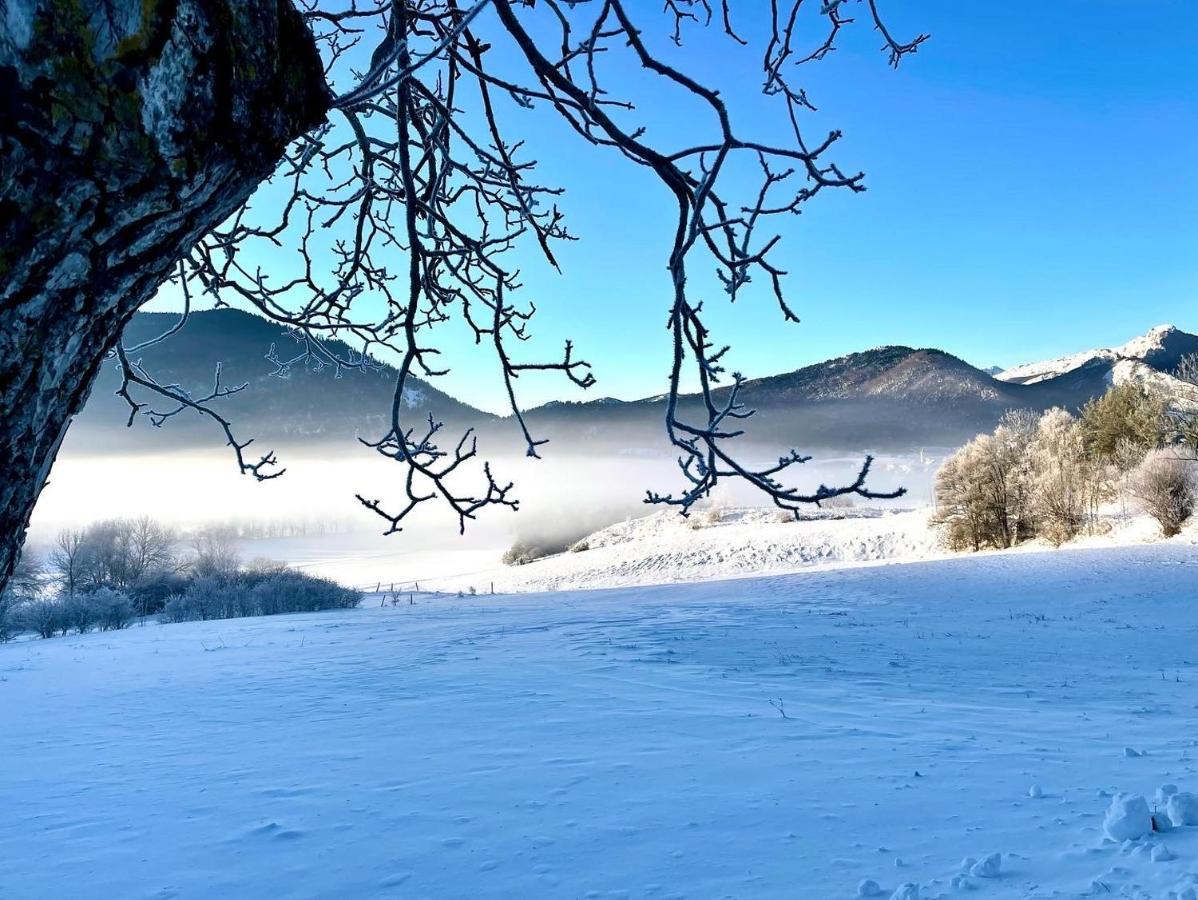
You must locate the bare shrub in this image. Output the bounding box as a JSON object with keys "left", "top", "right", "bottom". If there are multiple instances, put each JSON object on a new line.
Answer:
{"left": 190, "top": 526, "right": 241, "bottom": 579}
{"left": 1130, "top": 450, "right": 1197, "bottom": 537}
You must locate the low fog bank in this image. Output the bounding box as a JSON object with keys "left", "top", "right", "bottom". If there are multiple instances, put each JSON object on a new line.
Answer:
{"left": 29, "top": 442, "right": 944, "bottom": 584}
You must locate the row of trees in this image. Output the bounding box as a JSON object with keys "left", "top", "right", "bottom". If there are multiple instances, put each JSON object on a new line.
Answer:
{"left": 0, "top": 518, "right": 359, "bottom": 641}
{"left": 934, "top": 383, "right": 1196, "bottom": 550}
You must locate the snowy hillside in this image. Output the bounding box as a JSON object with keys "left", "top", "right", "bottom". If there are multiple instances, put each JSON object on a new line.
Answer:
{"left": 3, "top": 544, "right": 1198, "bottom": 898}
{"left": 372, "top": 506, "right": 1182, "bottom": 597}
{"left": 1110, "top": 359, "right": 1198, "bottom": 412}
{"left": 432, "top": 508, "right": 941, "bottom": 594}
{"left": 997, "top": 324, "right": 1198, "bottom": 385}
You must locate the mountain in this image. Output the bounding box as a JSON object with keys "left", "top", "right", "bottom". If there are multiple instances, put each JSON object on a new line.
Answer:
{"left": 522, "top": 344, "right": 1104, "bottom": 452}
{"left": 69, "top": 314, "right": 1198, "bottom": 457}
{"left": 70, "top": 309, "right": 495, "bottom": 452}
{"left": 996, "top": 324, "right": 1198, "bottom": 385}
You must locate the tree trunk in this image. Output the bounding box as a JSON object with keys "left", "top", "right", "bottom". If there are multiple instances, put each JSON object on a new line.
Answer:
{"left": 0, "top": 0, "right": 330, "bottom": 592}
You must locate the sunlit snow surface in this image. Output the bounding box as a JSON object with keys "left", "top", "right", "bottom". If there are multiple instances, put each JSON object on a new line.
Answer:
{"left": 3, "top": 544, "right": 1198, "bottom": 898}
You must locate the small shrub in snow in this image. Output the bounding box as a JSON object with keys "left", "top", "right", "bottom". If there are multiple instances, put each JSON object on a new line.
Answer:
{"left": 1130, "top": 449, "right": 1196, "bottom": 537}
{"left": 502, "top": 541, "right": 542, "bottom": 566}
{"left": 501, "top": 534, "right": 578, "bottom": 565}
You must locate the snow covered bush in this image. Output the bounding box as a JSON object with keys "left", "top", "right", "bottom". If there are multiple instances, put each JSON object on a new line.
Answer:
{"left": 160, "top": 571, "right": 360, "bottom": 623}
{"left": 502, "top": 540, "right": 545, "bottom": 566}
{"left": 247, "top": 571, "right": 360, "bottom": 616}
{"left": 89, "top": 587, "right": 135, "bottom": 632}
{"left": 60, "top": 593, "right": 98, "bottom": 634}
{"left": 18, "top": 598, "right": 65, "bottom": 639}
{"left": 1130, "top": 449, "right": 1197, "bottom": 537}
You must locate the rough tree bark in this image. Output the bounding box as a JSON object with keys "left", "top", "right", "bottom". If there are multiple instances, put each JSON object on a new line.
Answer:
{"left": 0, "top": 0, "right": 330, "bottom": 591}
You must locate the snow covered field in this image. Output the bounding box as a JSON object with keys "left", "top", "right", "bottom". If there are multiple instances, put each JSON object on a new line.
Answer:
{"left": 3, "top": 543, "right": 1198, "bottom": 898}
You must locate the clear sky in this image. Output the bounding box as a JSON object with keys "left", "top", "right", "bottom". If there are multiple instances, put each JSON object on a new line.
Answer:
{"left": 151, "top": 1, "right": 1198, "bottom": 414}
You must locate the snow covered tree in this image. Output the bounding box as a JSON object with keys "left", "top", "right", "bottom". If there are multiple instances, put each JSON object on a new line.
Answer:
{"left": 47, "top": 518, "right": 177, "bottom": 594}
{"left": 1, "top": 0, "right": 925, "bottom": 595}
{"left": 932, "top": 410, "right": 1036, "bottom": 551}
{"left": 0, "top": 551, "right": 42, "bottom": 642}
{"left": 1080, "top": 383, "right": 1167, "bottom": 462}
{"left": 1029, "top": 408, "right": 1089, "bottom": 546}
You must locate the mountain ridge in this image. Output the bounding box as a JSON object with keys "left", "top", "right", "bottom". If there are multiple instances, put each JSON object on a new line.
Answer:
{"left": 69, "top": 311, "right": 1198, "bottom": 455}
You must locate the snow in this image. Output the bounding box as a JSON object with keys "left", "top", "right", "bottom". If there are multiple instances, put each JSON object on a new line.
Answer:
{"left": 995, "top": 323, "right": 1185, "bottom": 384}
{"left": 1103, "top": 793, "right": 1153, "bottom": 842}
{"left": 1170, "top": 793, "right": 1198, "bottom": 827}
{"left": 366, "top": 505, "right": 1192, "bottom": 597}
{"left": 1110, "top": 359, "right": 1198, "bottom": 411}
{"left": 440, "top": 507, "right": 941, "bottom": 594}
{"left": 968, "top": 851, "right": 1002, "bottom": 878}
{"left": 3, "top": 541, "right": 1198, "bottom": 898}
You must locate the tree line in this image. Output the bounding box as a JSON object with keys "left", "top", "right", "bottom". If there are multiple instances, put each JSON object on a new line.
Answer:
{"left": 0, "top": 519, "right": 359, "bottom": 642}
{"left": 934, "top": 381, "right": 1197, "bottom": 551}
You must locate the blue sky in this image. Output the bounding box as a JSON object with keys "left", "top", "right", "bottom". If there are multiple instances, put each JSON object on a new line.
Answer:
{"left": 153, "top": 1, "right": 1198, "bottom": 414}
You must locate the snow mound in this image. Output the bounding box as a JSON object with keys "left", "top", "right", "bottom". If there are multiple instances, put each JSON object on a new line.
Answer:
{"left": 1104, "top": 793, "right": 1153, "bottom": 842}
{"left": 1168, "top": 792, "right": 1198, "bottom": 827}
{"left": 434, "top": 507, "right": 939, "bottom": 593}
